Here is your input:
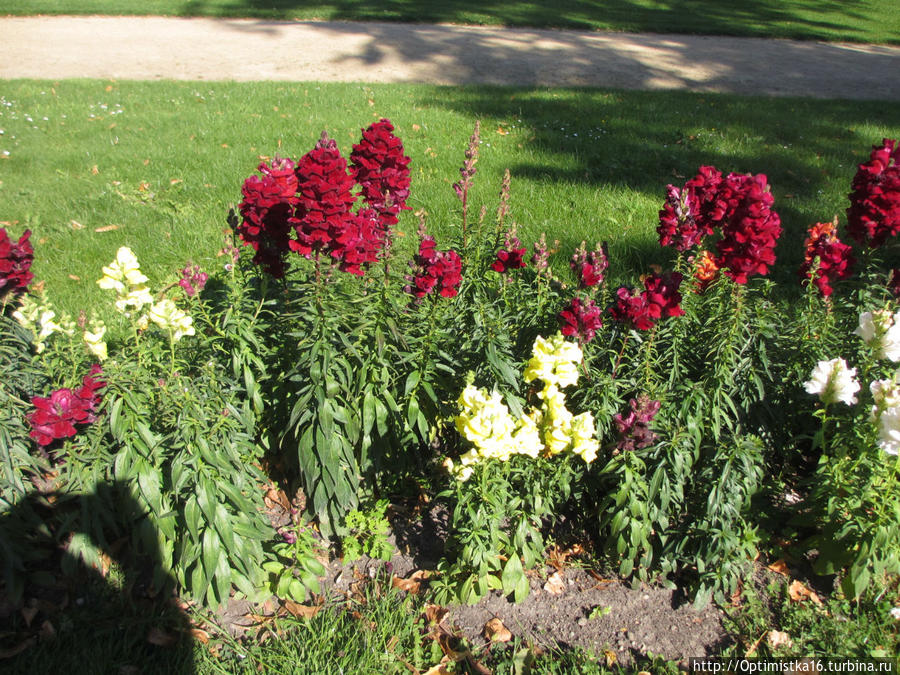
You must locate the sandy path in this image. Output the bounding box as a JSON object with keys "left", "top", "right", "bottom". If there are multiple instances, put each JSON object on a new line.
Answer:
{"left": 2, "top": 16, "right": 899, "bottom": 99}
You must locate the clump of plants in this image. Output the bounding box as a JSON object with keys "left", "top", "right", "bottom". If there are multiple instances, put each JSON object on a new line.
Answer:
{"left": 2, "top": 121, "right": 899, "bottom": 623}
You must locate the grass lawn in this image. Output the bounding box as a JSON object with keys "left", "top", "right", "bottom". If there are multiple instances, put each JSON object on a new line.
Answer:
{"left": 1, "top": 80, "right": 899, "bottom": 323}
{"left": 1, "top": 0, "right": 899, "bottom": 45}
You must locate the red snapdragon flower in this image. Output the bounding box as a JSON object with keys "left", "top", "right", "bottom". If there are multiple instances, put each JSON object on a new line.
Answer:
{"left": 559, "top": 297, "right": 603, "bottom": 344}
{"left": 846, "top": 138, "right": 900, "bottom": 248}
{"left": 798, "top": 220, "right": 855, "bottom": 297}
{"left": 349, "top": 119, "right": 411, "bottom": 229}
{"left": 237, "top": 157, "right": 299, "bottom": 278}
{"left": 657, "top": 166, "right": 725, "bottom": 251}
{"left": 406, "top": 236, "right": 462, "bottom": 299}
{"left": 0, "top": 228, "right": 34, "bottom": 295}
{"left": 714, "top": 173, "right": 781, "bottom": 284}
{"left": 888, "top": 269, "right": 900, "bottom": 297}
{"left": 613, "top": 395, "right": 661, "bottom": 452}
{"left": 491, "top": 235, "right": 527, "bottom": 273}
{"left": 610, "top": 271, "right": 684, "bottom": 330}
{"left": 290, "top": 132, "right": 358, "bottom": 259}
{"left": 659, "top": 168, "right": 781, "bottom": 284}
{"left": 332, "top": 209, "right": 385, "bottom": 276}
{"left": 28, "top": 366, "right": 105, "bottom": 447}
{"left": 570, "top": 240, "right": 608, "bottom": 288}
{"left": 179, "top": 264, "right": 209, "bottom": 297}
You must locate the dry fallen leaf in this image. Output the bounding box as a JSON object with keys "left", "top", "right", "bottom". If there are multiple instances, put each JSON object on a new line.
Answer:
{"left": 422, "top": 663, "right": 453, "bottom": 675}
{"left": 170, "top": 178, "right": 183, "bottom": 185}
{"left": 767, "top": 630, "right": 793, "bottom": 650}
{"left": 543, "top": 571, "right": 565, "bottom": 596}
{"left": 788, "top": 579, "right": 823, "bottom": 606}
{"left": 483, "top": 617, "right": 512, "bottom": 643}
{"left": 189, "top": 628, "right": 210, "bottom": 644}
{"left": 94, "top": 224, "right": 119, "bottom": 233}
{"left": 745, "top": 632, "right": 765, "bottom": 657}
{"left": 392, "top": 570, "right": 431, "bottom": 595}
{"left": 496, "top": 126, "right": 509, "bottom": 135}
{"left": 424, "top": 604, "right": 449, "bottom": 626}
{"left": 283, "top": 600, "right": 321, "bottom": 620}
{"left": 767, "top": 559, "right": 790, "bottom": 576}
{"left": 68, "top": 274, "right": 80, "bottom": 281}
{"left": 603, "top": 649, "right": 618, "bottom": 667}
{"left": 412, "top": 124, "right": 421, "bottom": 131}
{"left": 146, "top": 627, "right": 178, "bottom": 647}
{"left": 263, "top": 486, "right": 291, "bottom": 511}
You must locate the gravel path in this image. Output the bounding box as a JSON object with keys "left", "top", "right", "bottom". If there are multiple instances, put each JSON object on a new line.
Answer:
{"left": 2, "top": 16, "right": 899, "bottom": 99}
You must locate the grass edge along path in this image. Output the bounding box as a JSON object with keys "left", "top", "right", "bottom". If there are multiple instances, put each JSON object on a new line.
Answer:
{"left": 0, "top": 0, "right": 898, "bottom": 45}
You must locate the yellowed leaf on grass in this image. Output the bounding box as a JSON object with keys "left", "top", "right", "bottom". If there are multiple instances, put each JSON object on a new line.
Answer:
{"left": 283, "top": 600, "right": 321, "bottom": 620}
{"left": 496, "top": 127, "right": 509, "bottom": 135}
{"left": 603, "top": 650, "right": 617, "bottom": 667}
{"left": 68, "top": 274, "right": 81, "bottom": 281}
{"left": 412, "top": 124, "right": 421, "bottom": 131}
{"left": 788, "top": 579, "right": 823, "bottom": 606}
{"left": 767, "top": 630, "right": 793, "bottom": 650}
{"left": 483, "top": 617, "right": 512, "bottom": 643}
{"left": 170, "top": 178, "right": 183, "bottom": 186}
{"left": 543, "top": 571, "right": 565, "bottom": 596}
{"left": 767, "top": 559, "right": 790, "bottom": 576}
{"left": 422, "top": 663, "right": 453, "bottom": 675}
{"left": 94, "top": 225, "right": 119, "bottom": 233}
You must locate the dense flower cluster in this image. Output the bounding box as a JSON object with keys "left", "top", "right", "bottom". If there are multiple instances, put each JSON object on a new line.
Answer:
{"left": 855, "top": 309, "right": 900, "bottom": 361}
{"left": 804, "top": 358, "right": 860, "bottom": 406}
{"left": 237, "top": 157, "right": 298, "bottom": 277}
{"left": 406, "top": 235, "right": 462, "bottom": 299}
{"left": 846, "top": 138, "right": 900, "bottom": 248}
{"left": 451, "top": 334, "right": 598, "bottom": 479}
{"left": 97, "top": 246, "right": 154, "bottom": 313}
{"left": 658, "top": 167, "right": 782, "bottom": 284}
{"left": 0, "top": 228, "right": 33, "bottom": 297}
{"left": 610, "top": 271, "right": 684, "bottom": 330}
{"left": 558, "top": 297, "right": 602, "bottom": 344}
{"left": 870, "top": 375, "right": 900, "bottom": 455}
{"left": 28, "top": 366, "right": 105, "bottom": 447}
{"left": 349, "top": 119, "right": 411, "bottom": 229}
{"left": 82, "top": 315, "right": 108, "bottom": 361}
{"left": 798, "top": 221, "right": 855, "bottom": 297}
{"left": 570, "top": 240, "right": 608, "bottom": 289}
{"left": 13, "top": 293, "right": 74, "bottom": 353}
{"left": 148, "top": 298, "right": 195, "bottom": 342}
{"left": 179, "top": 264, "right": 209, "bottom": 297}
{"left": 491, "top": 235, "right": 527, "bottom": 274}
{"left": 613, "top": 395, "right": 661, "bottom": 452}
{"left": 238, "top": 124, "right": 411, "bottom": 278}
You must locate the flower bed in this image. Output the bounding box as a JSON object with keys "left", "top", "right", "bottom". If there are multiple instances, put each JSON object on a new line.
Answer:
{"left": 2, "top": 124, "right": 899, "bottom": 617}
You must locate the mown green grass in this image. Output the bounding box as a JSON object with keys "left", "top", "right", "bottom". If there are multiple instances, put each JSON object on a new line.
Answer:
{"left": 2, "top": 0, "right": 899, "bottom": 45}
{"left": 2, "top": 80, "right": 898, "bottom": 323}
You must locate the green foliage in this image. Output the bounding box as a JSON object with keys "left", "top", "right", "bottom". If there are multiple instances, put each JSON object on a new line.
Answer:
{"left": 263, "top": 523, "right": 327, "bottom": 603}
{"left": 341, "top": 499, "right": 394, "bottom": 562}
{"left": 433, "top": 455, "right": 581, "bottom": 605}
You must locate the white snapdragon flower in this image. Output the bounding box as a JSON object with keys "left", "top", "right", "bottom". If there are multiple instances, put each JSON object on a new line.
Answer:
{"left": 804, "top": 358, "right": 860, "bottom": 406}
{"left": 875, "top": 407, "right": 900, "bottom": 456}
{"left": 855, "top": 309, "right": 900, "bottom": 361}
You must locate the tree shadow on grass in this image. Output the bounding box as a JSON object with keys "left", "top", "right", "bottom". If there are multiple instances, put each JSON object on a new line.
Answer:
{"left": 0, "top": 481, "right": 195, "bottom": 673}
{"left": 178, "top": 0, "right": 885, "bottom": 44}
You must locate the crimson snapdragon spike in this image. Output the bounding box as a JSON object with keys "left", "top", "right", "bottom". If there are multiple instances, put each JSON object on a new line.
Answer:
{"left": 28, "top": 366, "right": 105, "bottom": 448}
{"left": 290, "top": 132, "right": 358, "bottom": 259}
{"left": 798, "top": 220, "right": 855, "bottom": 297}
{"left": 613, "top": 395, "right": 661, "bottom": 452}
{"left": 558, "top": 296, "right": 603, "bottom": 344}
{"left": 491, "top": 235, "right": 527, "bottom": 274}
{"left": 0, "top": 228, "right": 34, "bottom": 296}
{"left": 610, "top": 271, "right": 684, "bottom": 331}
{"left": 405, "top": 233, "right": 462, "bottom": 300}
{"left": 237, "top": 157, "right": 299, "bottom": 278}
{"left": 349, "top": 118, "right": 411, "bottom": 229}
{"left": 658, "top": 167, "right": 781, "bottom": 284}
{"left": 570, "top": 240, "right": 608, "bottom": 288}
{"left": 847, "top": 138, "right": 900, "bottom": 248}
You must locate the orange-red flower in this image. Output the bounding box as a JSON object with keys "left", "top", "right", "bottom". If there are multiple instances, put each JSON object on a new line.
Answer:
{"left": 799, "top": 220, "right": 855, "bottom": 297}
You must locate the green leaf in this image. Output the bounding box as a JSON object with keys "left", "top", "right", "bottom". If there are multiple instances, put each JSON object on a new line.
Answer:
{"left": 501, "top": 555, "right": 524, "bottom": 595}
{"left": 404, "top": 371, "right": 420, "bottom": 397}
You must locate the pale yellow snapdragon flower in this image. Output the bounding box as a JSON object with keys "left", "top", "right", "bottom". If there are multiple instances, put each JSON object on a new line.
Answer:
{"left": 523, "top": 333, "right": 582, "bottom": 391}
{"left": 147, "top": 298, "right": 195, "bottom": 342}
{"left": 83, "top": 317, "right": 108, "bottom": 361}
{"left": 97, "top": 246, "right": 154, "bottom": 314}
